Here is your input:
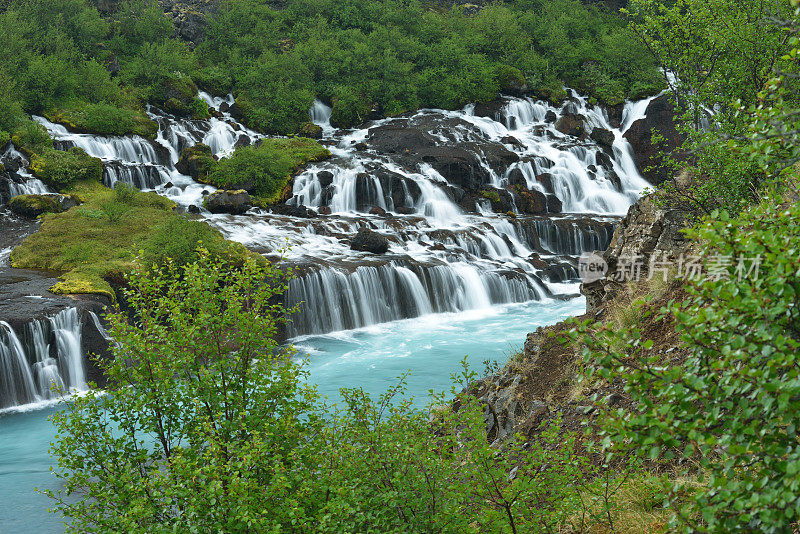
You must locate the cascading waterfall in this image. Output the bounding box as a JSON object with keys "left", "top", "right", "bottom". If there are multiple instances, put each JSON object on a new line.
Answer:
{"left": 20, "top": 90, "right": 654, "bottom": 341}
{"left": 0, "top": 308, "right": 86, "bottom": 410}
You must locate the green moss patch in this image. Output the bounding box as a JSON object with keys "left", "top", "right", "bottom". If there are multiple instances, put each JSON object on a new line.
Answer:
{"left": 30, "top": 147, "right": 103, "bottom": 191}
{"left": 204, "top": 137, "right": 330, "bottom": 205}
{"left": 8, "top": 194, "right": 76, "bottom": 218}
{"left": 46, "top": 102, "right": 158, "bottom": 138}
{"left": 9, "top": 182, "right": 256, "bottom": 300}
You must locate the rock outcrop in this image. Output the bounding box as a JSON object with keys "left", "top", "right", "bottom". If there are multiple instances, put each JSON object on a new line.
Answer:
{"left": 203, "top": 189, "right": 252, "bottom": 215}
{"left": 623, "top": 95, "right": 686, "bottom": 185}
{"left": 8, "top": 194, "right": 79, "bottom": 218}
{"left": 580, "top": 192, "right": 691, "bottom": 312}
{"left": 350, "top": 227, "right": 390, "bottom": 254}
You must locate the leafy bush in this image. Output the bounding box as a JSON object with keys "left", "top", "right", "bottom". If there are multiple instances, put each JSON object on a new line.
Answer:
{"left": 47, "top": 251, "right": 603, "bottom": 532}
{"left": 30, "top": 147, "right": 103, "bottom": 190}
{"left": 206, "top": 137, "right": 330, "bottom": 204}
{"left": 572, "top": 194, "right": 800, "bottom": 531}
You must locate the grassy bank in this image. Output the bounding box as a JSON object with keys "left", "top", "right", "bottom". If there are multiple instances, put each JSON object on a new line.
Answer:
{"left": 10, "top": 182, "right": 256, "bottom": 299}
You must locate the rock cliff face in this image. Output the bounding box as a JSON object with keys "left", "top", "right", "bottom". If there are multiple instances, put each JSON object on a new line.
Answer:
{"left": 466, "top": 190, "right": 691, "bottom": 445}
{"left": 580, "top": 192, "right": 691, "bottom": 312}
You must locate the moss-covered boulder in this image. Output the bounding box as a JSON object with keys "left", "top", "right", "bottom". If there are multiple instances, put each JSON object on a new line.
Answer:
{"left": 204, "top": 137, "right": 331, "bottom": 205}
{"left": 494, "top": 65, "right": 528, "bottom": 96}
{"left": 298, "top": 122, "right": 323, "bottom": 139}
{"left": 158, "top": 75, "right": 209, "bottom": 119}
{"left": 30, "top": 147, "right": 103, "bottom": 191}
{"left": 46, "top": 103, "right": 158, "bottom": 138}
{"left": 176, "top": 143, "right": 216, "bottom": 180}
{"left": 8, "top": 194, "right": 79, "bottom": 218}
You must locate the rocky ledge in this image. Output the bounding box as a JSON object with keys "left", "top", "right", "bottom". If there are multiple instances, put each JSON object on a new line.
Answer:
{"left": 464, "top": 190, "right": 691, "bottom": 446}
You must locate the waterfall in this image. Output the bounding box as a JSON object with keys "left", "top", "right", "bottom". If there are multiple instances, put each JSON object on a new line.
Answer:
{"left": 0, "top": 308, "right": 87, "bottom": 410}
{"left": 21, "top": 89, "right": 655, "bottom": 343}
{"left": 286, "top": 261, "right": 547, "bottom": 337}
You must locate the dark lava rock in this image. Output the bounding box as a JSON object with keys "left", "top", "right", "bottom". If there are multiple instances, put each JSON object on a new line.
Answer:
{"left": 176, "top": 143, "right": 215, "bottom": 181}
{"left": 623, "top": 94, "right": 686, "bottom": 185}
{"left": 369, "top": 206, "right": 387, "bottom": 216}
{"left": 590, "top": 127, "right": 615, "bottom": 148}
{"left": 350, "top": 227, "right": 390, "bottom": 254}
{"left": 203, "top": 190, "right": 252, "bottom": 215}
{"left": 270, "top": 204, "right": 319, "bottom": 218}
{"left": 471, "top": 99, "right": 508, "bottom": 121}
{"left": 316, "top": 170, "right": 335, "bottom": 188}
{"left": 555, "top": 113, "right": 586, "bottom": 138}
{"left": 528, "top": 253, "right": 549, "bottom": 270}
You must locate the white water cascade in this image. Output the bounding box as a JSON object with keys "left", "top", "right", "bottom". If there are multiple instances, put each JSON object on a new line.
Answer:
{"left": 16, "top": 89, "right": 656, "bottom": 339}
{"left": 0, "top": 308, "right": 86, "bottom": 410}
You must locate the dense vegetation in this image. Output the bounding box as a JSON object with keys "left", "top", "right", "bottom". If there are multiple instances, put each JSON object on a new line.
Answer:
{"left": 202, "top": 137, "right": 331, "bottom": 204}
{"left": 0, "top": 0, "right": 664, "bottom": 145}
{"left": 10, "top": 181, "right": 256, "bottom": 298}
{"left": 27, "top": 0, "right": 800, "bottom": 532}
{"left": 49, "top": 251, "right": 672, "bottom": 533}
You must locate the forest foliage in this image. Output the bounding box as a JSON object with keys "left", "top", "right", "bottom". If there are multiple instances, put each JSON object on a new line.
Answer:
{"left": 0, "top": 0, "right": 664, "bottom": 142}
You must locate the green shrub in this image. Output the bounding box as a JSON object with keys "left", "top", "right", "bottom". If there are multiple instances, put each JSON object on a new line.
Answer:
{"left": 206, "top": 137, "right": 330, "bottom": 204}
{"left": 30, "top": 147, "right": 103, "bottom": 190}
{"left": 571, "top": 195, "right": 800, "bottom": 531}
{"left": 139, "top": 215, "right": 250, "bottom": 269}
{"left": 113, "top": 181, "right": 138, "bottom": 204}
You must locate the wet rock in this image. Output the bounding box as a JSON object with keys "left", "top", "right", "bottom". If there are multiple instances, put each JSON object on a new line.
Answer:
{"left": 350, "top": 227, "right": 390, "bottom": 254}
{"left": 316, "top": 170, "right": 335, "bottom": 188}
{"left": 590, "top": 127, "right": 615, "bottom": 148}
{"left": 187, "top": 204, "right": 201, "bottom": 214}
{"left": 544, "top": 110, "right": 557, "bottom": 123}
{"left": 234, "top": 135, "right": 251, "bottom": 148}
{"left": 623, "top": 94, "right": 686, "bottom": 185}
{"left": 354, "top": 142, "right": 368, "bottom": 151}
{"left": 554, "top": 112, "right": 586, "bottom": 138}
{"left": 299, "top": 122, "right": 323, "bottom": 139}
{"left": 369, "top": 206, "right": 387, "bottom": 216}
{"left": 8, "top": 194, "right": 79, "bottom": 218}
{"left": 176, "top": 143, "right": 215, "bottom": 180}
{"left": 528, "top": 253, "right": 549, "bottom": 270}
{"left": 318, "top": 206, "right": 332, "bottom": 215}
{"left": 270, "top": 204, "right": 319, "bottom": 218}
{"left": 203, "top": 189, "right": 252, "bottom": 215}
{"left": 472, "top": 99, "right": 508, "bottom": 121}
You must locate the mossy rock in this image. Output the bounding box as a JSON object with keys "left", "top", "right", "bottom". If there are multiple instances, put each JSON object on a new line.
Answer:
{"left": 480, "top": 189, "right": 501, "bottom": 203}
{"left": 159, "top": 75, "right": 204, "bottom": 118}
{"left": 177, "top": 143, "right": 217, "bottom": 180}
{"left": 30, "top": 147, "right": 103, "bottom": 191}
{"left": 8, "top": 194, "right": 79, "bottom": 218}
{"left": 0, "top": 130, "right": 10, "bottom": 149}
{"left": 298, "top": 122, "right": 323, "bottom": 139}
{"left": 8, "top": 181, "right": 256, "bottom": 300}
{"left": 205, "top": 137, "right": 331, "bottom": 204}
{"left": 494, "top": 65, "right": 528, "bottom": 96}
